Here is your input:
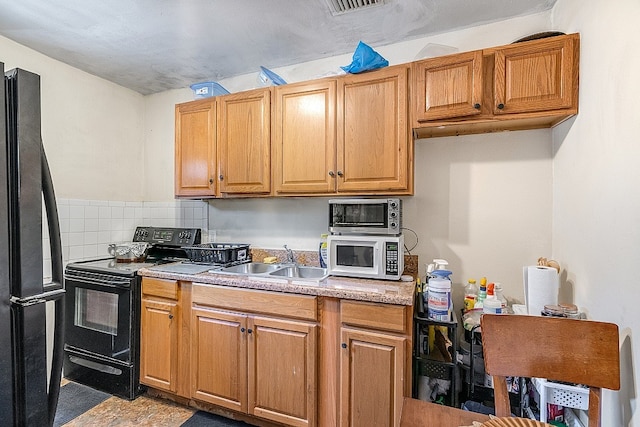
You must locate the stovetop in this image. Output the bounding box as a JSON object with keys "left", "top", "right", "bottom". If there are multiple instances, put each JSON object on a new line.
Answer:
{"left": 65, "top": 226, "right": 202, "bottom": 277}
{"left": 65, "top": 257, "right": 163, "bottom": 277}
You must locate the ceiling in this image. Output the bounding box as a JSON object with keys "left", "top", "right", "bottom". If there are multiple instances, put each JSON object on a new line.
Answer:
{"left": 0, "top": 0, "right": 557, "bottom": 95}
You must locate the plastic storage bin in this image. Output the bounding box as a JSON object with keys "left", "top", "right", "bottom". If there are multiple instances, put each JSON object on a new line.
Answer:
{"left": 190, "top": 81, "right": 230, "bottom": 98}
{"left": 532, "top": 377, "right": 589, "bottom": 424}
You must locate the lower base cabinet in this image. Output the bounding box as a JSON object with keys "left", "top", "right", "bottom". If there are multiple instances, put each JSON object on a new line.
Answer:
{"left": 191, "top": 284, "right": 318, "bottom": 427}
{"left": 140, "top": 278, "right": 180, "bottom": 394}
{"left": 340, "top": 327, "right": 406, "bottom": 427}
{"left": 139, "top": 280, "right": 413, "bottom": 427}
{"left": 339, "top": 300, "right": 410, "bottom": 427}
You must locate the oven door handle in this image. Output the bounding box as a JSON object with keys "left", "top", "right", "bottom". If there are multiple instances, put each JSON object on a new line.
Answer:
{"left": 65, "top": 273, "right": 132, "bottom": 288}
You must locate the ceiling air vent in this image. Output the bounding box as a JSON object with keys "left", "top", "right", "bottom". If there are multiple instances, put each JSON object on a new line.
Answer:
{"left": 326, "top": 0, "right": 385, "bottom": 15}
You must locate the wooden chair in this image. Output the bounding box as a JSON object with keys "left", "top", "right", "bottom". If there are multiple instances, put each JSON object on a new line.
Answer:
{"left": 400, "top": 314, "right": 620, "bottom": 427}
{"left": 481, "top": 314, "right": 620, "bottom": 427}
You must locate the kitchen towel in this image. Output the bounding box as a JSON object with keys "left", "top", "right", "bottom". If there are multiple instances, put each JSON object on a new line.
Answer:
{"left": 523, "top": 265, "right": 559, "bottom": 316}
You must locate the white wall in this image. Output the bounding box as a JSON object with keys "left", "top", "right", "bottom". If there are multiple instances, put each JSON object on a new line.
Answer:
{"left": 551, "top": 0, "right": 640, "bottom": 425}
{"left": 0, "top": 35, "right": 146, "bottom": 201}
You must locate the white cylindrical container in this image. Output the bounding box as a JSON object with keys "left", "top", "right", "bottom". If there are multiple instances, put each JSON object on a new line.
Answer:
{"left": 482, "top": 297, "right": 502, "bottom": 314}
{"left": 427, "top": 275, "right": 451, "bottom": 321}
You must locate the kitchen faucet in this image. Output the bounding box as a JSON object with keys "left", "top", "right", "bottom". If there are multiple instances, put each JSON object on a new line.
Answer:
{"left": 284, "top": 245, "right": 296, "bottom": 265}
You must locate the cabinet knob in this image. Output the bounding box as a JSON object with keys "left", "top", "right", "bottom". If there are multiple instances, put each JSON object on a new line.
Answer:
{"left": 219, "top": 174, "right": 224, "bottom": 180}
{"left": 341, "top": 343, "right": 347, "bottom": 349}
{"left": 168, "top": 314, "right": 174, "bottom": 320}
{"left": 337, "top": 171, "right": 344, "bottom": 177}
{"left": 328, "top": 170, "right": 335, "bottom": 177}
{"left": 241, "top": 327, "right": 246, "bottom": 333}
{"left": 209, "top": 178, "right": 214, "bottom": 184}
{"left": 497, "top": 103, "right": 505, "bottom": 110}
{"left": 473, "top": 103, "right": 481, "bottom": 109}
{"left": 248, "top": 328, "right": 253, "bottom": 334}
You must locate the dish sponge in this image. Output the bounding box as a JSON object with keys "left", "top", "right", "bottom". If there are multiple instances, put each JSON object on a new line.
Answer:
{"left": 263, "top": 256, "right": 278, "bottom": 264}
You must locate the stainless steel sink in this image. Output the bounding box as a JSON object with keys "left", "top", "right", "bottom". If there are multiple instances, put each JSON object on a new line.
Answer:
{"left": 268, "top": 265, "right": 329, "bottom": 281}
{"left": 217, "top": 262, "right": 284, "bottom": 275}
{"left": 215, "top": 262, "right": 329, "bottom": 282}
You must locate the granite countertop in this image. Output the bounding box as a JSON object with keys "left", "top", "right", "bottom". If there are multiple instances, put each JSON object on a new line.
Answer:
{"left": 138, "top": 262, "right": 416, "bottom": 306}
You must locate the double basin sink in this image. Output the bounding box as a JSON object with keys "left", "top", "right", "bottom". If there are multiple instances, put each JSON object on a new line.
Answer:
{"left": 213, "top": 262, "right": 329, "bottom": 283}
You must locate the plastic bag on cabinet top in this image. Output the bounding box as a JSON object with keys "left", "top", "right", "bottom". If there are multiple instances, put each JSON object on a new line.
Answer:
{"left": 340, "top": 41, "right": 389, "bottom": 74}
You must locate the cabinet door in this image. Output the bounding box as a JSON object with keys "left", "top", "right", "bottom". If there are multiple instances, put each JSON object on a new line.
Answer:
{"left": 175, "top": 99, "right": 216, "bottom": 197}
{"left": 340, "top": 327, "right": 405, "bottom": 427}
{"left": 140, "top": 298, "right": 179, "bottom": 393}
{"left": 494, "top": 34, "right": 578, "bottom": 114}
{"left": 191, "top": 307, "right": 248, "bottom": 412}
{"left": 217, "top": 88, "right": 271, "bottom": 195}
{"left": 248, "top": 316, "right": 317, "bottom": 427}
{"left": 411, "top": 50, "right": 483, "bottom": 122}
{"left": 337, "top": 65, "right": 410, "bottom": 193}
{"left": 273, "top": 80, "right": 337, "bottom": 195}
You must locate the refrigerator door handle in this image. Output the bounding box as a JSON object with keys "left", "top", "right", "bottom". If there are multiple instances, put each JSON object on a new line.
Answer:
{"left": 42, "top": 144, "right": 63, "bottom": 293}
{"left": 41, "top": 142, "right": 66, "bottom": 427}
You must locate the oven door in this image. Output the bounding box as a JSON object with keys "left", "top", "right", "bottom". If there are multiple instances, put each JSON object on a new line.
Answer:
{"left": 64, "top": 270, "right": 135, "bottom": 363}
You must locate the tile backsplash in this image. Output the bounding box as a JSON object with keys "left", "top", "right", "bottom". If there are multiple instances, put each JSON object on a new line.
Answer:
{"left": 43, "top": 199, "right": 209, "bottom": 277}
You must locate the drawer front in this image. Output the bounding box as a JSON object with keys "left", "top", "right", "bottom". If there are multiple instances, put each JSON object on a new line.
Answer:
{"left": 142, "top": 277, "right": 178, "bottom": 300}
{"left": 341, "top": 300, "right": 406, "bottom": 333}
{"left": 192, "top": 284, "right": 317, "bottom": 321}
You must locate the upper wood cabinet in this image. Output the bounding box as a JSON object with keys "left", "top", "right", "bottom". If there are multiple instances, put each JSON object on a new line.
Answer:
{"left": 412, "top": 33, "right": 580, "bottom": 138}
{"left": 493, "top": 33, "right": 578, "bottom": 114}
{"left": 337, "top": 64, "right": 412, "bottom": 194}
{"left": 175, "top": 99, "right": 216, "bottom": 197}
{"left": 411, "top": 50, "right": 484, "bottom": 122}
{"left": 273, "top": 68, "right": 413, "bottom": 196}
{"left": 273, "top": 80, "right": 337, "bottom": 195}
{"left": 217, "top": 88, "right": 271, "bottom": 196}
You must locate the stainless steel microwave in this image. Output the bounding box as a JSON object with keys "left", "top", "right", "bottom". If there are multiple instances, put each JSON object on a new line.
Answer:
{"left": 327, "top": 234, "right": 404, "bottom": 281}
{"left": 328, "top": 198, "right": 401, "bottom": 235}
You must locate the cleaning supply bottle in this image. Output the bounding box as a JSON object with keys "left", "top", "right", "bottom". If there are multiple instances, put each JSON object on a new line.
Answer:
{"left": 494, "top": 282, "right": 508, "bottom": 310}
{"left": 427, "top": 270, "right": 452, "bottom": 321}
{"left": 476, "top": 277, "right": 487, "bottom": 309}
{"left": 483, "top": 283, "right": 503, "bottom": 314}
{"left": 415, "top": 278, "right": 425, "bottom": 316}
{"left": 319, "top": 233, "right": 328, "bottom": 268}
{"left": 463, "top": 279, "right": 478, "bottom": 312}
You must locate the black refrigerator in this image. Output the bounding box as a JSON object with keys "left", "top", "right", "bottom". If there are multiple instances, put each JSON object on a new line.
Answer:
{"left": 0, "top": 64, "right": 65, "bottom": 426}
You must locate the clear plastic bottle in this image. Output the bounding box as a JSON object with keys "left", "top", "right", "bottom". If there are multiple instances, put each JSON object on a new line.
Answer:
{"left": 463, "top": 279, "right": 478, "bottom": 312}
{"left": 494, "top": 282, "right": 507, "bottom": 309}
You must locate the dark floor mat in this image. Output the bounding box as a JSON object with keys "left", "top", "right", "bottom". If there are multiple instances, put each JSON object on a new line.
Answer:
{"left": 181, "top": 411, "right": 251, "bottom": 426}
{"left": 53, "top": 382, "right": 111, "bottom": 426}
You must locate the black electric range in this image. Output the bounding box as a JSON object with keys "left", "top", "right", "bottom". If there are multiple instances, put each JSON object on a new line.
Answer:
{"left": 62, "top": 226, "right": 201, "bottom": 399}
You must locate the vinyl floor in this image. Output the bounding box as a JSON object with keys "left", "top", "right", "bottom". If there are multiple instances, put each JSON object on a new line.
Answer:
{"left": 57, "top": 379, "right": 250, "bottom": 427}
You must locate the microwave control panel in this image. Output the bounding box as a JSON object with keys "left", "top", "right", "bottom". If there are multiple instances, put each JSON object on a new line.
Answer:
{"left": 385, "top": 241, "right": 400, "bottom": 275}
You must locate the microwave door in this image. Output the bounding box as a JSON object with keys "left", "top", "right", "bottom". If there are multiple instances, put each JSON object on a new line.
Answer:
{"left": 329, "top": 239, "right": 381, "bottom": 279}
{"left": 335, "top": 244, "right": 376, "bottom": 268}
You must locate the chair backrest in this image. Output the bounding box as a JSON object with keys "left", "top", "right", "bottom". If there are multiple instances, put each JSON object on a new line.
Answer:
{"left": 480, "top": 314, "right": 620, "bottom": 427}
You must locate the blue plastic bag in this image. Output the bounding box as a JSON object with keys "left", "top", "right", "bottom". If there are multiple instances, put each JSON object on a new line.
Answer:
{"left": 259, "top": 66, "right": 287, "bottom": 86}
{"left": 340, "top": 41, "right": 389, "bottom": 74}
